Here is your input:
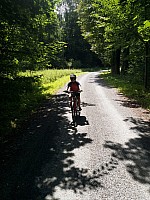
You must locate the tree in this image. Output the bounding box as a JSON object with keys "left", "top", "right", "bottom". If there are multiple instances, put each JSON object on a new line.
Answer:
{"left": 78, "top": 0, "right": 150, "bottom": 88}
{"left": 0, "top": 0, "right": 64, "bottom": 76}
{"left": 57, "top": 0, "right": 102, "bottom": 68}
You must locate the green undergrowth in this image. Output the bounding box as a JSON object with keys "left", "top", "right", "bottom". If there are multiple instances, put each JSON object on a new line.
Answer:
{"left": 101, "top": 72, "right": 150, "bottom": 110}
{"left": 0, "top": 69, "right": 84, "bottom": 140}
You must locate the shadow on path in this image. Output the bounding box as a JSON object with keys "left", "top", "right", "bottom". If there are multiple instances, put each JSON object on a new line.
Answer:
{"left": 104, "top": 117, "right": 150, "bottom": 191}
{"left": 88, "top": 74, "right": 114, "bottom": 89}
{"left": 74, "top": 115, "right": 89, "bottom": 126}
{"left": 115, "top": 99, "right": 141, "bottom": 108}
{"left": 0, "top": 93, "right": 103, "bottom": 200}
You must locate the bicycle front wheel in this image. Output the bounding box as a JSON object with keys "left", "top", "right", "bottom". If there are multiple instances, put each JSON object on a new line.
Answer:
{"left": 72, "top": 100, "right": 77, "bottom": 122}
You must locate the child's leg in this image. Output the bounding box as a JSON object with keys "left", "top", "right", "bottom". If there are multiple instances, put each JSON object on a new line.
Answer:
{"left": 77, "top": 96, "right": 80, "bottom": 107}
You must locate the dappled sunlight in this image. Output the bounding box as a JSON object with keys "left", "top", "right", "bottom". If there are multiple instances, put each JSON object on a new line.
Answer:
{"left": 0, "top": 92, "right": 105, "bottom": 199}
{"left": 124, "top": 117, "right": 150, "bottom": 134}
{"left": 104, "top": 116, "right": 150, "bottom": 187}
{"left": 32, "top": 93, "right": 105, "bottom": 199}
{"left": 116, "top": 99, "right": 141, "bottom": 108}
{"left": 92, "top": 74, "right": 115, "bottom": 89}
{"left": 34, "top": 122, "right": 103, "bottom": 198}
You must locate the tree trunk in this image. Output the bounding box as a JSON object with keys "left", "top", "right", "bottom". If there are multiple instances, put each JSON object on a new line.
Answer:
{"left": 144, "top": 41, "right": 150, "bottom": 89}
{"left": 111, "top": 48, "right": 121, "bottom": 75}
{"left": 144, "top": 0, "right": 150, "bottom": 89}
{"left": 121, "top": 47, "right": 129, "bottom": 75}
{"left": 111, "top": 51, "right": 115, "bottom": 74}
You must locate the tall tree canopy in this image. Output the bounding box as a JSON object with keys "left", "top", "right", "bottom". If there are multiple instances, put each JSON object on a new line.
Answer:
{"left": 57, "top": 0, "right": 102, "bottom": 68}
{"left": 0, "top": 0, "right": 64, "bottom": 76}
{"left": 77, "top": 0, "right": 150, "bottom": 88}
{"left": 0, "top": 0, "right": 150, "bottom": 88}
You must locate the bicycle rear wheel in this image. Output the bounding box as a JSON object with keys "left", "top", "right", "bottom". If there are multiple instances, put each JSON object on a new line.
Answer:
{"left": 71, "top": 99, "right": 77, "bottom": 123}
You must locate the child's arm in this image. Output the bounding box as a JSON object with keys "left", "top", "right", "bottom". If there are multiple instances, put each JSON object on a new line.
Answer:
{"left": 78, "top": 82, "right": 82, "bottom": 91}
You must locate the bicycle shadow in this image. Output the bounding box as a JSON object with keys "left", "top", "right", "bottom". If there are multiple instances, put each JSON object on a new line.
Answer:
{"left": 75, "top": 115, "right": 89, "bottom": 126}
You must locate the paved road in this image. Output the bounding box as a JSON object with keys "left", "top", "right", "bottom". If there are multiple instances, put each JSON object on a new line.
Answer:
{"left": 1, "top": 72, "right": 150, "bottom": 200}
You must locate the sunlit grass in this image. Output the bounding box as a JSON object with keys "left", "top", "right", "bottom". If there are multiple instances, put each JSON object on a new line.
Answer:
{"left": 0, "top": 69, "right": 85, "bottom": 138}
{"left": 20, "top": 69, "right": 82, "bottom": 83}
{"left": 19, "top": 69, "right": 83, "bottom": 94}
{"left": 101, "top": 71, "right": 150, "bottom": 110}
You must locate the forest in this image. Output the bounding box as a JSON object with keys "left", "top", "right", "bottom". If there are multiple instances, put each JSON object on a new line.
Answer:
{"left": 1, "top": 0, "right": 150, "bottom": 84}
{"left": 0, "top": 0, "right": 150, "bottom": 136}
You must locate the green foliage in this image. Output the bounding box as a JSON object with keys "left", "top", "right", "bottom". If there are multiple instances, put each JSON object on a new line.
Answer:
{"left": 138, "top": 20, "right": 150, "bottom": 41}
{"left": 0, "top": 0, "right": 65, "bottom": 76}
{"left": 77, "top": 0, "right": 150, "bottom": 86}
{"left": 0, "top": 75, "right": 43, "bottom": 137}
{"left": 57, "top": 0, "right": 102, "bottom": 68}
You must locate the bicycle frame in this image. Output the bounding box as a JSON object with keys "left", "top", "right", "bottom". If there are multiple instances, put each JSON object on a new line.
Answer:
{"left": 71, "top": 93, "right": 78, "bottom": 122}
{"left": 63, "top": 90, "right": 82, "bottom": 125}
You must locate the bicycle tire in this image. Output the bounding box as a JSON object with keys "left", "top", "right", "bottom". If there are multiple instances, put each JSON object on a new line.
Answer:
{"left": 72, "top": 97, "right": 77, "bottom": 123}
{"left": 72, "top": 109, "right": 75, "bottom": 122}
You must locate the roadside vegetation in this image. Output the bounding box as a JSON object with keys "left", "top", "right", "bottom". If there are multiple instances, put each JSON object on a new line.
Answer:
{"left": 101, "top": 71, "right": 150, "bottom": 110}
{"left": 0, "top": 69, "right": 84, "bottom": 140}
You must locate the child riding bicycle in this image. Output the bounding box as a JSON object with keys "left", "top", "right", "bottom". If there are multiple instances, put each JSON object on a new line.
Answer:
{"left": 66, "top": 74, "right": 82, "bottom": 111}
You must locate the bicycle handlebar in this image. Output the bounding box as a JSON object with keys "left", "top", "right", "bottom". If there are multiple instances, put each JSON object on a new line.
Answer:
{"left": 63, "top": 90, "right": 83, "bottom": 94}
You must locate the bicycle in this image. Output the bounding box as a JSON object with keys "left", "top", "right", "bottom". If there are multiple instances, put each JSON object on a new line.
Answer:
{"left": 64, "top": 90, "right": 82, "bottom": 125}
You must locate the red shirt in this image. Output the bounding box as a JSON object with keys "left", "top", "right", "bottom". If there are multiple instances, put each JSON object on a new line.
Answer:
{"left": 68, "top": 81, "right": 80, "bottom": 91}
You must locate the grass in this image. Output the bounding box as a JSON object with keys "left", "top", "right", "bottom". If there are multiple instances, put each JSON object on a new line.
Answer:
{"left": 20, "top": 69, "right": 84, "bottom": 96}
{"left": 100, "top": 71, "right": 150, "bottom": 110}
{"left": 0, "top": 69, "right": 85, "bottom": 139}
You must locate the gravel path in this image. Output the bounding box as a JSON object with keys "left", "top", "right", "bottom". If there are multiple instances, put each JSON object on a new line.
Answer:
{"left": 1, "top": 71, "right": 150, "bottom": 200}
